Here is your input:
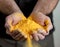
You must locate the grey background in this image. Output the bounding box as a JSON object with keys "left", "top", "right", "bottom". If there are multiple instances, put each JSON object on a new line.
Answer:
{"left": 53, "top": 0, "right": 60, "bottom": 47}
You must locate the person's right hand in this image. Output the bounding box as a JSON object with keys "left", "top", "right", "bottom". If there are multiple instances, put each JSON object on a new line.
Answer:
{"left": 5, "top": 12, "right": 26, "bottom": 40}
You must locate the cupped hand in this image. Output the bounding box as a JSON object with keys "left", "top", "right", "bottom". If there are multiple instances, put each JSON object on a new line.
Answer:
{"left": 5, "top": 12, "right": 26, "bottom": 40}
{"left": 31, "top": 12, "right": 53, "bottom": 41}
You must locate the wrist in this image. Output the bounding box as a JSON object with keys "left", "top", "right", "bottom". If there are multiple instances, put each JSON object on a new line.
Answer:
{"left": 29, "top": 11, "right": 46, "bottom": 20}
{"left": 10, "top": 12, "right": 26, "bottom": 20}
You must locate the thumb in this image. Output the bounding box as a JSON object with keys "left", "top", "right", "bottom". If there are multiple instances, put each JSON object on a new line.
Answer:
{"left": 12, "top": 20, "right": 19, "bottom": 25}
{"left": 46, "top": 24, "right": 53, "bottom": 32}
{"left": 12, "top": 15, "right": 22, "bottom": 25}
{"left": 45, "top": 17, "right": 53, "bottom": 32}
{"left": 12, "top": 18, "right": 21, "bottom": 25}
{"left": 40, "top": 21, "right": 45, "bottom": 26}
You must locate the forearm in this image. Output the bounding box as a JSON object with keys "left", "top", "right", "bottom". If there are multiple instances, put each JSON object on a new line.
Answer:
{"left": 0, "top": 0, "right": 22, "bottom": 15}
{"left": 32, "top": 0, "right": 59, "bottom": 15}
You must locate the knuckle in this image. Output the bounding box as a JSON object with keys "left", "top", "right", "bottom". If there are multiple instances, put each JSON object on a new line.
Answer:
{"left": 45, "top": 31, "right": 49, "bottom": 35}
{"left": 40, "top": 36, "right": 45, "bottom": 40}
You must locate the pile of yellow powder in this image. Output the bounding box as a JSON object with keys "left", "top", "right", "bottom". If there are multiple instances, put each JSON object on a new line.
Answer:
{"left": 9, "top": 12, "right": 49, "bottom": 47}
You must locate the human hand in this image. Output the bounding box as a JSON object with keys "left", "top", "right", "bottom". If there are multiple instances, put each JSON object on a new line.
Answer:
{"left": 30, "top": 12, "right": 53, "bottom": 41}
{"left": 5, "top": 12, "right": 26, "bottom": 40}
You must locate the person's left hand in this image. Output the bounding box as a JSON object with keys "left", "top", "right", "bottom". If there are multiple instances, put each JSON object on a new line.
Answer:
{"left": 30, "top": 12, "right": 53, "bottom": 41}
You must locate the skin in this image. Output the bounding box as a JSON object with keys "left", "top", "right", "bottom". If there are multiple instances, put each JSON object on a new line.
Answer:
{"left": 0, "top": 0, "right": 24, "bottom": 40}
{"left": 0, "top": 0, "right": 22, "bottom": 14}
{"left": 0, "top": 0, "right": 59, "bottom": 41}
{"left": 30, "top": 0, "right": 59, "bottom": 41}
{"left": 32, "top": 0, "right": 59, "bottom": 15}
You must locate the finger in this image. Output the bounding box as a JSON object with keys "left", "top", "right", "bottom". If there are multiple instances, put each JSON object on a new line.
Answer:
{"left": 14, "top": 32, "right": 27, "bottom": 41}
{"left": 13, "top": 33, "right": 24, "bottom": 40}
{"left": 37, "top": 29, "right": 49, "bottom": 35}
{"left": 14, "top": 33, "right": 22, "bottom": 38}
{"left": 9, "top": 30, "right": 26, "bottom": 41}
{"left": 5, "top": 23, "right": 11, "bottom": 34}
{"left": 10, "top": 30, "right": 20, "bottom": 40}
{"left": 6, "top": 29, "right": 11, "bottom": 35}
{"left": 32, "top": 31, "right": 39, "bottom": 41}
{"left": 46, "top": 23, "right": 53, "bottom": 32}
{"left": 37, "top": 34, "right": 45, "bottom": 40}
{"left": 10, "top": 30, "right": 20, "bottom": 37}
{"left": 5, "top": 22, "right": 11, "bottom": 30}
{"left": 14, "top": 36, "right": 26, "bottom": 41}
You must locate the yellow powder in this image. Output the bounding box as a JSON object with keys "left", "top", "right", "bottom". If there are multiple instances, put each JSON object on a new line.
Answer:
{"left": 9, "top": 12, "right": 49, "bottom": 47}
